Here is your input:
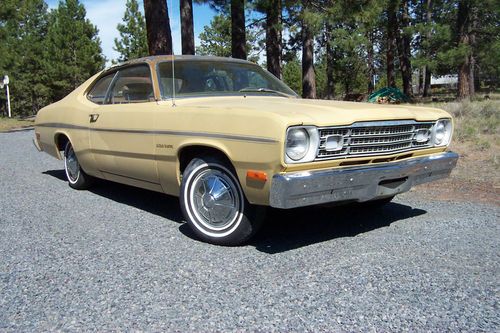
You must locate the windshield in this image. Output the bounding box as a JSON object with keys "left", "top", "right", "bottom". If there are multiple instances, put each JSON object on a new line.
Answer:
{"left": 157, "top": 60, "right": 297, "bottom": 99}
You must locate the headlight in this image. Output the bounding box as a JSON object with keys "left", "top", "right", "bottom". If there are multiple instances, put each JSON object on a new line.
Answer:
{"left": 286, "top": 128, "right": 308, "bottom": 160}
{"left": 285, "top": 126, "right": 319, "bottom": 163}
{"left": 433, "top": 119, "right": 452, "bottom": 146}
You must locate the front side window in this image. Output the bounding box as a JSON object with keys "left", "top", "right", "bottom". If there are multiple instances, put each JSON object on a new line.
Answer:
{"left": 109, "top": 65, "right": 154, "bottom": 104}
{"left": 157, "top": 60, "right": 297, "bottom": 99}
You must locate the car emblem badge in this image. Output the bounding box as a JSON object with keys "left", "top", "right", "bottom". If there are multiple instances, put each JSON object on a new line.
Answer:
{"left": 325, "top": 134, "right": 344, "bottom": 151}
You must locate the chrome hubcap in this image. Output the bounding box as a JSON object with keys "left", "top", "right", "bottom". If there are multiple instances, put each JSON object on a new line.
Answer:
{"left": 65, "top": 145, "right": 80, "bottom": 182}
{"left": 190, "top": 169, "right": 240, "bottom": 230}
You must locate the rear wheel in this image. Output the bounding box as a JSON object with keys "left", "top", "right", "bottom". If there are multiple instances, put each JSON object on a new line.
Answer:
{"left": 180, "top": 156, "right": 264, "bottom": 246}
{"left": 64, "top": 141, "right": 94, "bottom": 190}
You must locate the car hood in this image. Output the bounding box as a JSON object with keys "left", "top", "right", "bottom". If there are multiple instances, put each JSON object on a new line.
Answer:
{"left": 175, "top": 96, "right": 451, "bottom": 127}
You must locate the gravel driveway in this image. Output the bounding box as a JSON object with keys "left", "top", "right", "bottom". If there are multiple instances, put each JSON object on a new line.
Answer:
{"left": 1, "top": 130, "right": 498, "bottom": 331}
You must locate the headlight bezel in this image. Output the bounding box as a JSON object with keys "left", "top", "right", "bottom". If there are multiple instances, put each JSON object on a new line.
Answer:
{"left": 285, "top": 126, "right": 319, "bottom": 164}
{"left": 432, "top": 118, "right": 453, "bottom": 147}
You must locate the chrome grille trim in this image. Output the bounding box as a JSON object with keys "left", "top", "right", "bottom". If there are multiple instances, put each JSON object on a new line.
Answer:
{"left": 317, "top": 120, "right": 435, "bottom": 160}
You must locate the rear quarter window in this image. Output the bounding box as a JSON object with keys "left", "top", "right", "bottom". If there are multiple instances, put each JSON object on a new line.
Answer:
{"left": 87, "top": 73, "right": 115, "bottom": 104}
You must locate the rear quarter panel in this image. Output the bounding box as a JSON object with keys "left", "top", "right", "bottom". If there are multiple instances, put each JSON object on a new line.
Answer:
{"left": 34, "top": 73, "right": 102, "bottom": 176}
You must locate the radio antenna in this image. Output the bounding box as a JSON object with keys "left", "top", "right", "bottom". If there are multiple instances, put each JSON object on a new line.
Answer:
{"left": 170, "top": 0, "right": 176, "bottom": 107}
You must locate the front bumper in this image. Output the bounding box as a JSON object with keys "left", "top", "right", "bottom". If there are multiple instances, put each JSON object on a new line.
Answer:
{"left": 270, "top": 151, "right": 459, "bottom": 209}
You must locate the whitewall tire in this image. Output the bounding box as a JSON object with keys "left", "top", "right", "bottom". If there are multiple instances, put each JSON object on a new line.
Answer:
{"left": 180, "top": 156, "right": 264, "bottom": 246}
{"left": 64, "top": 141, "right": 94, "bottom": 190}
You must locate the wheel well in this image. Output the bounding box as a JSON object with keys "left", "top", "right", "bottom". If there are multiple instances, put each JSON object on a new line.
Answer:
{"left": 179, "top": 146, "right": 234, "bottom": 175}
{"left": 55, "top": 134, "right": 69, "bottom": 151}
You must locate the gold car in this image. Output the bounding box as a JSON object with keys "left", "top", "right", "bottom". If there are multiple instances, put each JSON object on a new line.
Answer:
{"left": 33, "top": 55, "right": 458, "bottom": 245}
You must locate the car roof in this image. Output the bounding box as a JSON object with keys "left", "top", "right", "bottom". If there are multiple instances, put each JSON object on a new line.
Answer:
{"left": 105, "top": 55, "right": 255, "bottom": 72}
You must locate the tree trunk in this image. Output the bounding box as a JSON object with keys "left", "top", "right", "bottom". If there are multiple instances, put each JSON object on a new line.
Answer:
{"left": 474, "top": 65, "right": 480, "bottom": 92}
{"left": 458, "top": 56, "right": 471, "bottom": 99}
{"left": 418, "top": 67, "right": 424, "bottom": 95}
{"left": 367, "top": 29, "right": 375, "bottom": 95}
{"left": 144, "top": 0, "right": 172, "bottom": 55}
{"left": 397, "top": 0, "right": 413, "bottom": 97}
{"left": 423, "top": 0, "right": 432, "bottom": 97}
{"left": 325, "top": 23, "right": 335, "bottom": 100}
{"left": 301, "top": 14, "right": 316, "bottom": 99}
{"left": 231, "top": 0, "right": 246, "bottom": 60}
{"left": 344, "top": 81, "right": 350, "bottom": 97}
{"left": 469, "top": 53, "right": 475, "bottom": 96}
{"left": 180, "top": 0, "right": 195, "bottom": 55}
{"left": 386, "top": 0, "right": 397, "bottom": 88}
{"left": 266, "top": 0, "right": 281, "bottom": 78}
{"left": 423, "top": 66, "right": 431, "bottom": 97}
{"left": 468, "top": 6, "right": 477, "bottom": 96}
{"left": 456, "top": 0, "right": 472, "bottom": 99}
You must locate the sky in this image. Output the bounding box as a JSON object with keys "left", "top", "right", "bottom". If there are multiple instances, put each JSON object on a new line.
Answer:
{"left": 46, "top": 0, "right": 217, "bottom": 64}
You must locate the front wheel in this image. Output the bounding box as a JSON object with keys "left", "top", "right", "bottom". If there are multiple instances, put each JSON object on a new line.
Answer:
{"left": 64, "top": 141, "right": 94, "bottom": 190}
{"left": 180, "top": 157, "right": 264, "bottom": 246}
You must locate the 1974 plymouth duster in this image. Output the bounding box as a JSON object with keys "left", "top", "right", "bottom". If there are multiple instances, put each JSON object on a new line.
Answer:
{"left": 33, "top": 55, "right": 458, "bottom": 245}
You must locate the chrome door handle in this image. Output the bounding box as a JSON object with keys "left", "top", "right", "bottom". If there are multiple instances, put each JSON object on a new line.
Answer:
{"left": 89, "top": 114, "right": 99, "bottom": 123}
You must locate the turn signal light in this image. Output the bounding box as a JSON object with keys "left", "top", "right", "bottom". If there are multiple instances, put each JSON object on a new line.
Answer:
{"left": 246, "top": 170, "right": 268, "bottom": 182}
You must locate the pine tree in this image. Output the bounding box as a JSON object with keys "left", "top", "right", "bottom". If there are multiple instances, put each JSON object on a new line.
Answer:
{"left": 144, "top": 0, "right": 173, "bottom": 55}
{"left": 195, "top": 0, "right": 247, "bottom": 59}
{"left": 474, "top": 0, "right": 500, "bottom": 90}
{"left": 197, "top": 14, "right": 232, "bottom": 57}
{"left": 0, "top": 0, "right": 17, "bottom": 73}
{"left": 197, "top": 13, "right": 260, "bottom": 60}
{"left": 45, "top": 0, "right": 105, "bottom": 102}
{"left": 114, "top": 0, "right": 148, "bottom": 62}
{"left": 0, "top": 0, "right": 50, "bottom": 116}
{"left": 255, "top": 0, "right": 282, "bottom": 78}
{"left": 386, "top": 0, "right": 398, "bottom": 88}
{"left": 180, "top": 0, "right": 195, "bottom": 55}
{"left": 414, "top": 0, "right": 452, "bottom": 97}
{"left": 396, "top": 0, "right": 413, "bottom": 97}
{"left": 282, "top": 58, "right": 302, "bottom": 95}
{"left": 301, "top": 6, "right": 316, "bottom": 99}
{"left": 423, "top": 0, "right": 433, "bottom": 97}
{"left": 298, "top": 0, "right": 322, "bottom": 99}
{"left": 433, "top": 0, "right": 499, "bottom": 99}
{"left": 231, "top": 0, "right": 247, "bottom": 59}
{"left": 319, "top": 0, "right": 376, "bottom": 97}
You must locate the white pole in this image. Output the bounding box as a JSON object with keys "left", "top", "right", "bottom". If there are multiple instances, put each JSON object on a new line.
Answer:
{"left": 6, "top": 84, "right": 11, "bottom": 118}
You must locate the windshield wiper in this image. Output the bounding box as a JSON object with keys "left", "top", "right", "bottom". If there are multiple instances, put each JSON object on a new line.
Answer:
{"left": 239, "top": 87, "right": 294, "bottom": 98}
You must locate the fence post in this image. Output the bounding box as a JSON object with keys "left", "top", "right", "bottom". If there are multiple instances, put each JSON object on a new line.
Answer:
{"left": 6, "top": 84, "right": 11, "bottom": 118}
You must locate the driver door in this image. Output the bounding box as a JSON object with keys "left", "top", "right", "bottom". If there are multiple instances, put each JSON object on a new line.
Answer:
{"left": 89, "top": 64, "right": 160, "bottom": 189}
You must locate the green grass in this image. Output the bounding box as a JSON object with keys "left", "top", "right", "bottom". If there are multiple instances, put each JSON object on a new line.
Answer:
{"left": 0, "top": 117, "right": 34, "bottom": 132}
{"left": 438, "top": 99, "right": 499, "bottom": 147}
{"left": 413, "top": 97, "right": 499, "bottom": 184}
{"left": 415, "top": 98, "right": 499, "bottom": 146}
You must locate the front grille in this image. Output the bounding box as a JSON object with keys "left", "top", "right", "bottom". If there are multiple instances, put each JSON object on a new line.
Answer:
{"left": 317, "top": 120, "right": 434, "bottom": 160}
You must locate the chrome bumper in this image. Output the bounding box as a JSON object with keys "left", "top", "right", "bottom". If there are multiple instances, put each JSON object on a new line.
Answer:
{"left": 270, "top": 151, "right": 459, "bottom": 209}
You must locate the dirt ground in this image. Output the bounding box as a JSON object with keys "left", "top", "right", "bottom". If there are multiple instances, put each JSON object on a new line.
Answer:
{"left": 413, "top": 139, "right": 499, "bottom": 206}
{"left": 414, "top": 178, "right": 499, "bottom": 206}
